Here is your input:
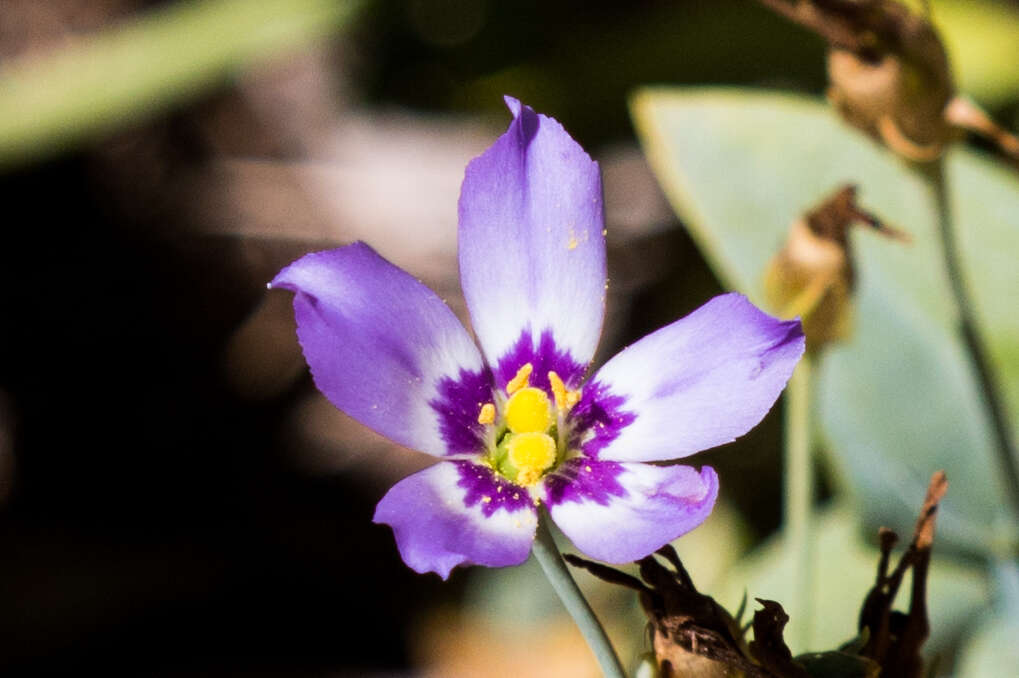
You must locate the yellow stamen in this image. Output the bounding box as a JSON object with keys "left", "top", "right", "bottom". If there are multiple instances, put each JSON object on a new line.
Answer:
{"left": 477, "top": 402, "right": 495, "bottom": 425}
{"left": 507, "top": 432, "right": 557, "bottom": 485}
{"left": 505, "top": 387, "right": 552, "bottom": 433}
{"left": 548, "top": 371, "right": 568, "bottom": 410}
{"left": 506, "top": 363, "right": 533, "bottom": 395}
{"left": 548, "top": 370, "right": 581, "bottom": 411}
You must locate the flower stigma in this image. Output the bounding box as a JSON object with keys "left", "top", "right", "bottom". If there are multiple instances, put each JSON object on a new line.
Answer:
{"left": 506, "top": 432, "right": 557, "bottom": 485}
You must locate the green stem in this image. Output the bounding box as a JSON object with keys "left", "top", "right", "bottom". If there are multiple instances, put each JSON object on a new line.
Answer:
{"left": 784, "top": 356, "right": 814, "bottom": 651}
{"left": 532, "top": 515, "right": 627, "bottom": 678}
{"left": 925, "top": 159, "right": 1019, "bottom": 524}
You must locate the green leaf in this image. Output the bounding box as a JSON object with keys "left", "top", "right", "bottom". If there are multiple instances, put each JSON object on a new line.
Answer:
{"left": 631, "top": 87, "right": 1019, "bottom": 556}
{"left": 955, "top": 605, "right": 1019, "bottom": 677}
{"left": 0, "top": 0, "right": 364, "bottom": 169}
{"left": 956, "top": 561, "right": 1019, "bottom": 677}
{"left": 956, "top": 615, "right": 1019, "bottom": 677}
{"left": 716, "top": 505, "right": 989, "bottom": 656}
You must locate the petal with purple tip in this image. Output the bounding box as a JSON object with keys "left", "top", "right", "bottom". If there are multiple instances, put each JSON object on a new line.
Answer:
{"left": 546, "top": 461, "right": 718, "bottom": 564}
{"left": 458, "top": 97, "right": 605, "bottom": 377}
{"left": 373, "top": 462, "right": 538, "bottom": 579}
{"left": 590, "top": 293, "right": 804, "bottom": 463}
{"left": 271, "top": 243, "right": 486, "bottom": 457}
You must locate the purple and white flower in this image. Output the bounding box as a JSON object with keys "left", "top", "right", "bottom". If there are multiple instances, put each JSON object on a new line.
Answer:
{"left": 271, "top": 98, "right": 805, "bottom": 579}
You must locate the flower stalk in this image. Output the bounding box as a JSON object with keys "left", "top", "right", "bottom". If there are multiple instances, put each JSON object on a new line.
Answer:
{"left": 532, "top": 514, "right": 627, "bottom": 678}
{"left": 924, "top": 158, "right": 1019, "bottom": 527}
{"left": 784, "top": 356, "right": 814, "bottom": 651}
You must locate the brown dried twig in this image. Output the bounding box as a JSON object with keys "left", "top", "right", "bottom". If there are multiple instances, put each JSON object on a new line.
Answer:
{"left": 857, "top": 471, "right": 947, "bottom": 677}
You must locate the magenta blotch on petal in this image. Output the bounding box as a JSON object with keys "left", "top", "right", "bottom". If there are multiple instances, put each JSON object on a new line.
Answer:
{"left": 373, "top": 462, "right": 538, "bottom": 579}
{"left": 458, "top": 97, "right": 606, "bottom": 373}
{"left": 495, "top": 329, "right": 587, "bottom": 393}
{"left": 567, "top": 379, "right": 636, "bottom": 459}
{"left": 430, "top": 367, "right": 494, "bottom": 456}
{"left": 591, "top": 293, "right": 805, "bottom": 463}
{"left": 547, "top": 463, "right": 719, "bottom": 564}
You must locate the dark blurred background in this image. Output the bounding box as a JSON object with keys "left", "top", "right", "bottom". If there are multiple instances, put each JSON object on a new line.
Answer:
{"left": 0, "top": 0, "right": 1015, "bottom": 675}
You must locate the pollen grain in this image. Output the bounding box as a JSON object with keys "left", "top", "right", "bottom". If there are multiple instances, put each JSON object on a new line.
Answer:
{"left": 477, "top": 402, "right": 495, "bottom": 425}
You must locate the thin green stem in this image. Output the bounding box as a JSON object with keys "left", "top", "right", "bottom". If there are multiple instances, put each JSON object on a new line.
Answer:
{"left": 784, "top": 356, "right": 814, "bottom": 651}
{"left": 925, "top": 159, "right": 1019, "bottom": 523}
{"left": 532, "top": 515, "right": 627, "bottom": 678}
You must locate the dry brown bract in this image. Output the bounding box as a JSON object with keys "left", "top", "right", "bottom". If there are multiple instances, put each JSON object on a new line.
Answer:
{"left": 567, "top": 470, "right": 949, "bottom": 678}
{"left": 764, "top": 184, "right": 908, "bottom": 354}
{"left": 756, "top": 0, "right": 1019, "bottom": 168}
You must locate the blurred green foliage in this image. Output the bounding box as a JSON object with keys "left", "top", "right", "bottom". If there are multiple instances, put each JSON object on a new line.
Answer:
{"left": 5, "top": 0, "right": 1014, "bottom": 172}
{"left": 632, "top": 84, "right": 1019, "bottom": 662}
{"left": 956, "top": 562, "right": 1019, "bottom": 676}
{"left": 631, "top": 88, "right": 1019, "bottom": 558}
{"left": 933, "top": 0, "right": 1019, "bottom": 105}
{"left": 0, "top": 0, "right": 362, "bottom": 169}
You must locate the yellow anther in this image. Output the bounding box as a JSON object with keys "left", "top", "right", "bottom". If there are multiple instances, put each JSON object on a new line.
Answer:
{"left": 548, "top": 371, "right": 581, "bottom": 411}
{"left": 477, "top": 403, "right": 495, "bottom": 425}
{"left": 548, "top": 371, "right": 568, "bottom": 410}
{"left": 506, "top": 363, "right": 533, "bottom": 395}
{"left": 507, "top": 432, "right": 557, "bottom": 486}
{"left": 566, "top": 389, "right": 581, "bottom": 408}
{"left": 505, "top": 387, "right": 552, "bottom": 433}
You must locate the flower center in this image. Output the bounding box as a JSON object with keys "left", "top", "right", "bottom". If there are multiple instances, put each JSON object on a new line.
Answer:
{"left": 476, "top": 362, "right": 583, "bottom": 487}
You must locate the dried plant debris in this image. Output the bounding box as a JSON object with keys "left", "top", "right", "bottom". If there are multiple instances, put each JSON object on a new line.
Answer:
{"left": 755, "top": 0, "right": 1019, "bottom": 167}
{"left": 748, "top": 599, "right": 811, "bottom": 678}
{"left": 566, "top": 546, "right": 761, "bottom": 677}
{"left": 856, "top": 471, "right": 947, "bottom": 677}
{"left": 567, "top": 471, "right": 948, "bottom": 678}
{"left": 764, "top": 184, "right": 908, "bottom": 353}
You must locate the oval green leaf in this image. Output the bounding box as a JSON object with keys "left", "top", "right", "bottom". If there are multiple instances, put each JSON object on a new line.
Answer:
{"left": 631, "top": 87, "right": 1019, "bottom": 555}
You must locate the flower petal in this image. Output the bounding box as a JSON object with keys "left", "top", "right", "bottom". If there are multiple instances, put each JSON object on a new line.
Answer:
{"left": 271, "top": 243, "right": 487, "bottom": 457}
{"left": 590, "top": 293, "right": 804, "bottom": 462}
{"left": 546, "top": 461, "right": 718, "bottom": 563}
{"left": 458, "top": 97, "right": 605, "bottom": 374}
{"left": 374, "top": 461, "right": 538, "bottom": 579}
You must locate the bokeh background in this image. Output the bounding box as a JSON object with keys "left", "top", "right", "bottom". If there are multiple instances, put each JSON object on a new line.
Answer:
{"left": 1, "top": 1, "right": 1017, "bottom": 675}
